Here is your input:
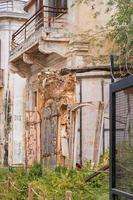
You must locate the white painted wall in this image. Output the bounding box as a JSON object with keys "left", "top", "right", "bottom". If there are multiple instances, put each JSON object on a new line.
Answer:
{"left": 8, "top": 74, "right": 26, "bottom": 166}
{"left": 0, "top": 0, "right": 27, "bottom": 166}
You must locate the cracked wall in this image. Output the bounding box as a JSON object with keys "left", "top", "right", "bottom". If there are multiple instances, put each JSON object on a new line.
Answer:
{"left": 38, "top": 72, "right": 76, "bottom": 167}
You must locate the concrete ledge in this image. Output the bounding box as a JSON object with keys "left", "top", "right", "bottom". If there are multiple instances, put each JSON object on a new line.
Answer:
{"left": 0, "top": 11, "right": 29, "bottom": 19}
{"left": 9, "top": 27, "right": 69, "bottom": 62}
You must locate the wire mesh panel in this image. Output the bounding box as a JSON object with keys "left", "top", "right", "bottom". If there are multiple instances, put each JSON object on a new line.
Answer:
{"left": 116, "top": 90, "right": 133, "bottom": 194}
{"left": 110, "top": 76, "right": 133, "bottom": 200}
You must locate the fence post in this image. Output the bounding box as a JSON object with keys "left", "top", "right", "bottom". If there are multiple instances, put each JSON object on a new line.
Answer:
{"left": 28, "top": 184, "right": 33, "bottom": 200}
{"left": 65, "top": 191, "right": 72, "bottom": 200}
{"left": 8, "top": 177, "right": 11, "bottom": 192}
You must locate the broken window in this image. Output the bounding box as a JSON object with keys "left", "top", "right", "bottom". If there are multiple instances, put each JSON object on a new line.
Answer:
{"left": 49, "top": 0, "right": 67, "bottom": 17}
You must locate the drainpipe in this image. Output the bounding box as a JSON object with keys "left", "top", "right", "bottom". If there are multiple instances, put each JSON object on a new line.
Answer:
{"left": 110, "top": 54, "right": 115, "bottom": 83}
{"left": 79, "top": 79, "right": 82, "bottom": 166}
{"left": 101, "top": 79, "right": 105, "bottom": 154}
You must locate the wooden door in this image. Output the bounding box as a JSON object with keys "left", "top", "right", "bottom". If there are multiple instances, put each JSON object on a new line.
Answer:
{"left": 41, "top": 103, "right": 58, "bottom": 168}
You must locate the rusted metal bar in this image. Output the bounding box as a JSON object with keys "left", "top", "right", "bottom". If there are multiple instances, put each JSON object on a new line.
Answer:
{"left": 85, "top": 164, "right": 109, "bottom": 182}
{"left": 60, "top": 66, "right": 111, "bottom": 75}
{"left": 12, "top": 7, "right": 44, "bottom": 36}
{"left": 24, "top": 24, "right": 26, "bottom": 40}
{"left": 15, "top": 6, "right": 66, "bottom": 34}
{"left": 11, "top": 5, "right": 67, "bottom": 50}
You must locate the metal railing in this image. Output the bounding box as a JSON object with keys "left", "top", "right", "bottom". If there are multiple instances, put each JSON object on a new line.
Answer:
{"left": 0, "top": 0, "right": 13, "bottom": 12}
{"left": 11, "top": 6, "right": 67, "bottom": 50}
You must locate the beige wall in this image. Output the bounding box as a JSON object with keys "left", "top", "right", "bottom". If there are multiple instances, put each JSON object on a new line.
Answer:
{"left": 9, "top": 0, "right": 112, "bottom": 167}
{"left": 13, "top": 0, "right": 27, "bottom": 13}
{"left": 26, "top": 0, "right": 111, "bottom": 31}
{"left": 75, "top": 72, "right": 110, "bottom": 164}
{"left": 24, "top": 0, "right": 113, "bottom": 65}
{"left": 0, "top": 1, "right": 27, "bottom": 166}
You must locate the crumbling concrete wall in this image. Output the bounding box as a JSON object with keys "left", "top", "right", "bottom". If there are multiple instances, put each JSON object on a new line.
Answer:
{"left": 8, "top": 0, "right": 113, "bottom": 168}
{"left": 25, "top": 111, "right": 41, "bottom": 167}
{"left": 38, "top": 72, "right": 76, "bottom": 167}
{"left": 0, "top": 0, "right": 27, "bottom": 166}
{"left": 25, "top": 69, "right": 110, "bottom": 168}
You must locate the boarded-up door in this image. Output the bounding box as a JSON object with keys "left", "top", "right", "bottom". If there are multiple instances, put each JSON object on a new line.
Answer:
{"left": 41, "top": 103, "right": 58, "bottom": 168}
{"left": 25, "top": 111, "right": 41, "bottom": 167}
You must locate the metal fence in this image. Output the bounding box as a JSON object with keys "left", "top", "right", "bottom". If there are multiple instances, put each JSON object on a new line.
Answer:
{"left": 110, "top": 75, "right": 133, "bottom": 200}
{"left": 11, "top": 6, "right": 67, "bottom": 50}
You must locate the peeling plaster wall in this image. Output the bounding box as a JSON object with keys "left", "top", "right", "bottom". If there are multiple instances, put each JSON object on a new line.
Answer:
{"left": 75, "top": 72, "right": 110, "bottom": 164}
{"left": 38, "top": 72, "right": 76, "bottom": 167}
{"left": 25, "top": 69, "right": 111, "bottom": 167}
{"left": 13, "top": 0, "right": 28, "bottom": 13}
{"left": 45, "top": 54, "right": 67, "bottom": 71}
{"left": 25, "top": 111, "right": 41, "bottom": 167}
{"left": 25, "top": 72, "right": 76, "bottom": 167}
{"left": 8, "top": 74, "right": 26, "bottom": 166}
{"left": 9, "top": 0, "right": 113, "bottom": 168}
{"left": 0, "top": 1, "right": 27, "bottom": 166}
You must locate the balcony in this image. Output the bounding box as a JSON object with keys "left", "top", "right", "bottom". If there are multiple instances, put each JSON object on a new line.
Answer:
{"left": 11, "top": 6, "right": 67, "bottom": 50}
{"left": 9, "top": 6, "right": 69, "bottom": 77}
{"left": 0, "top": 69, "right": 4, "bottom": 88}
{"left": 0, "top": 0, "right": 28, "bottom": 21}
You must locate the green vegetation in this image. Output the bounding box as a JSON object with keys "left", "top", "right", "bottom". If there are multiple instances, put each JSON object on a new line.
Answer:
{"left": 107, "top": 0, "right": 133, "bottom": 57}
{"left": 116, "top": 141, "right": 133, "bottom": 194}
{"left": 0, "top": 162, "right": 109, "bottom": 200}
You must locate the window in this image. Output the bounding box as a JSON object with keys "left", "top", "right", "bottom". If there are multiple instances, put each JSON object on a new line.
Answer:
{"left": 49, "top": 0, "right": 67, "bottom": 17}
{"left": 35, "top": 0, "right": 43, "bottom": 12}
{"left": 59, "top": 0, "right": 67, "bottom": 9}
{"left": 35, "top": 0, "right": 43, "bottom": 29}
{"left": 52, "top": 0, "right": 67, "bottom": 9}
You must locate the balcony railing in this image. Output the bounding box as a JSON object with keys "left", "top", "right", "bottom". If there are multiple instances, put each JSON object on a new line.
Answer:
{"left": 11, "top": 6, "right": 67, "bottom": 50}
{"left": 0, "top": 0, "right": 13, "bottom": 12}
{"left": 0, "top": 69, "right": 4, "bottom": 88}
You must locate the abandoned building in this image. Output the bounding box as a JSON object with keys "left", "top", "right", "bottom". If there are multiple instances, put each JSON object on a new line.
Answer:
{"left": 9, "top": 0, "right": 112, "bottom": 168}
{"left": 0, "top": 0, "right": 28, "bottom": 166}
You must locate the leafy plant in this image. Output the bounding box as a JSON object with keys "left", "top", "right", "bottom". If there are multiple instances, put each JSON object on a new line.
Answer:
{"left": 0, "top": 160, "right": 109, "bottom": 199}
{"left": 107, "top": 0, "right": 133, "bottom": 59}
